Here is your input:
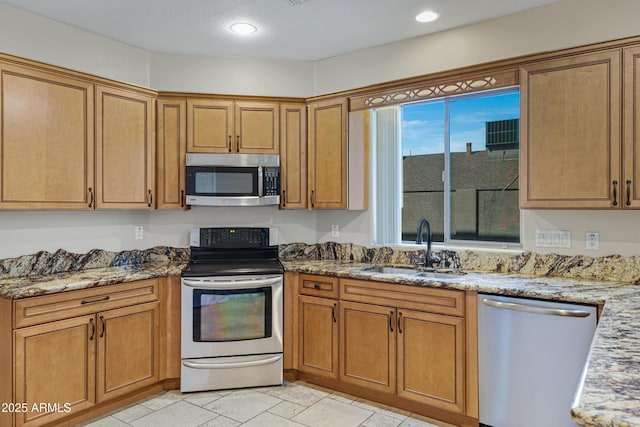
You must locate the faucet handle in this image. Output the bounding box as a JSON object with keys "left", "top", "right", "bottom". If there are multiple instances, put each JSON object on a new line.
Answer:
{"left": 430, "top": 254, "right": 442, "bottom": 267}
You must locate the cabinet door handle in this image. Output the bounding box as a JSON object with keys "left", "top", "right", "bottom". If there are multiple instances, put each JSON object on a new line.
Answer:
{"left": 81, "top": 295, "right": 110, "bottom": 305}
{"left": 397, "top": 311, "right": 403, "bottom": 334}
{"left": 89, "top": 318, "right": 95, "bottom": 341}
{"left": 332, "top": 303, "right": 337, "bottom": 323}
{"left": 228, "top": 135, "right": 232, "bottom": 153}
{"left": 388, "top": 311, "right": 394, "bottom": 332}
{"left": 310, "top": 190, "right": 315, "bottom": 208}
{"left": 626, "top": 180, "right": 632, "bottom": 206}
{"left": 181, "top": 190, "right": 185, "bottom": 208}
{"left": 99, "top": 315, "right": 106, "bottom": 338}
{"left": 236, "top": 135, "right": 240, "bottom": 152}
{"left": 282, "top": 190, "right": 286, "bottom": 207}
{"left": 88, "top": 187, "right": 94, "bottom": 208}
{"left": 613, "top": 180, "right": 618, "bottom": 206}
{"left": 148, "top": 189, "right": 153, "bottom": 208}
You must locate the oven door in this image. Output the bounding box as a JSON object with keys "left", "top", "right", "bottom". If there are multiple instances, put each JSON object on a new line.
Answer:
{"left": 181, "top": 274, "right": 283, "bottom": 359}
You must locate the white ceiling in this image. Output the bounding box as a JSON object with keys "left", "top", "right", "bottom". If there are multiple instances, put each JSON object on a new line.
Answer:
{"left": 0, "top": 0, "right": 558, "bottom": 61}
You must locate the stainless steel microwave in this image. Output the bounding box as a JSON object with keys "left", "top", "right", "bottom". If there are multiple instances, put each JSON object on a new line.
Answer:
{"left": 185, "top": 154, "right": 280, "bottom": 206}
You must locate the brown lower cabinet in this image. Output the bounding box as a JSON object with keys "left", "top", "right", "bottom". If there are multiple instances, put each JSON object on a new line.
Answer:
{"left": 1, "top": 277, "right": 182, "bottom": 427}
{"left": 289, "top": 273, "right": 479, "bottom": 427}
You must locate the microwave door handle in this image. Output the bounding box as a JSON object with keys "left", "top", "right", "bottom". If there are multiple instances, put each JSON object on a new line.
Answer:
{"left": 258, "top": 166, "right": 263, "bottom": 197}
{"left": 182, "top": 276, "right": 282, "bottom": 289}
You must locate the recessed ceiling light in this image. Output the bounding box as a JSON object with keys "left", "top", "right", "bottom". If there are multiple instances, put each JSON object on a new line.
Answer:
{"left": 416, "top": 10, "right": 439, "bottom": 23}
{"left": 230, "top": 22, "right": 257, "bottom": 35}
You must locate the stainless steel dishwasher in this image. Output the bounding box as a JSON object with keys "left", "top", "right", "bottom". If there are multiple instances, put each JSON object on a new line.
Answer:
{"left": 477, "top": 294, "right": 597, "bottom": 427}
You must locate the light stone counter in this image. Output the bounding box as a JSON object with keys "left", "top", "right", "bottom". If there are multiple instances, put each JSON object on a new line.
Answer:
{"left": 570, "top": 296, "right": 640, "bottom": 427}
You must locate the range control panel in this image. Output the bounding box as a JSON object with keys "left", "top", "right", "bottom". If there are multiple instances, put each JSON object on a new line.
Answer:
{"left": 190, "top": 227, "right": 269, "bottom": 248}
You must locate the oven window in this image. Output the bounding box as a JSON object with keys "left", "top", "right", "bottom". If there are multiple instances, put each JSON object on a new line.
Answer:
{"left": 193, "top": 287, "right": 272, "bottom": 342}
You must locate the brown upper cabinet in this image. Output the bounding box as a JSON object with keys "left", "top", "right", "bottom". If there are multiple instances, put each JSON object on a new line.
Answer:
{"left": 0, "top": 63, "right": 95, "bottom": 209}
{"left": 279, "top": 103, "right": 307, "bottom": 209}
{"left": 520, "top": 49, "right": 622, "bottom": 209}
{"left": 187, "top": 98, "right": 279, "bottom": 154}
{"left": 156, "top": 98, "right": 187, "bottom": 209}
{"left": 623, "top": 45, "right": 640, "bottom": 208}
{"left": 307, "top": 98, "right": 348, "bottom": 209}
{"left": 95, "top": 85, "right": 155, "bottom": 209}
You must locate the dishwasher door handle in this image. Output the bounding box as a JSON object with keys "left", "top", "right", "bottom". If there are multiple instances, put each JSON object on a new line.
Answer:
{"left": 481, "top": 298, "right": 592, "bottom": 318}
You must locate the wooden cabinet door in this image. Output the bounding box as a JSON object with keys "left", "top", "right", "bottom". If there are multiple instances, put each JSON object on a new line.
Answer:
{"left": 0, "top": 63, "right": 94, "bottom": 209}
{"left": 623, "top": 46, "right": 640, "bottom": 208}
{"left": 397, "top": 309, "right": 465, "bottom": 414}
{"left": 187, "top": 98, "right": 234, "bottom": 153}
{"left": 520, "top": 50, "right": 621, "bottom": 208}
{"left": 157, "top": 98, "right": 187, "bottom": 209}
{"left": 308, "top": 98, "right": 348, "bottom": 209}
{"left": 298, "top": 295, "right": 338, "bottom": 379}
{"left": 235, "top": 100, "right": 279, "bottom": 154}
{"left": 339, "top": 300, "right": 396, "bottom": 394}
{"left": 96, "top": 302, "right": 159, "bottom": 402}
{"left": 280, "top": 103, "right": 307, "bottom": 209}
{"left": 96, "top": 85, "right": 155, "bottom": 209}
{"left": 14, "top": 315, "right": 96, "bottom": 427}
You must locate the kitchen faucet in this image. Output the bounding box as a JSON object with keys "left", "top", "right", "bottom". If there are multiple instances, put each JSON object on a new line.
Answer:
{"left": 416, "top": 218, "right": 432, "bottom": 268}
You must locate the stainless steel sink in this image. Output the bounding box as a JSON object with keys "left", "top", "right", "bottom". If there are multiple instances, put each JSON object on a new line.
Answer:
{"left": 414, "top": 271, "right": 465, "bottom": 280}
{"left": 360, "top": 266, "right": 466, "bottom": 280}
{"left": 362, "top": 266, "right": 421, "bottom": 275}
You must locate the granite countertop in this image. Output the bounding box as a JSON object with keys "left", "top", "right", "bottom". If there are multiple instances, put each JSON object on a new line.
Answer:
{"left": 570, "top": 296, "right": 640, "bottom": 427}
{"left": 0, "top": 261, "right": 187, "bottom": 299}
{"left": 282, "top": 259, "right": 640, "bottom": 305}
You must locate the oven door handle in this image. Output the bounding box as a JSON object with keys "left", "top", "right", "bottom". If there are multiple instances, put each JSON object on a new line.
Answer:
{"left": 182, "top": 276, "right": 282, "bottom": 289}
{"left": 182, "top": 354, "right": 282, "bottom": 370}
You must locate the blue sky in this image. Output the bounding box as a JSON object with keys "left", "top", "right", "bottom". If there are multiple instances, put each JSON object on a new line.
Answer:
{"left": 401, "top": 91, "right": 520, "bottom": 156}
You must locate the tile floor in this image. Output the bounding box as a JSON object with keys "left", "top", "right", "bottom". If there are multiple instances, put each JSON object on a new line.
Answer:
{"left": 81, "top": 381, "right": 458, "bottom": 427}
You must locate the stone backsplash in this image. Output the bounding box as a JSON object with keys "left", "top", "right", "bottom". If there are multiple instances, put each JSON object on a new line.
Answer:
{"left": 0, "top": 246, "right": 190, "bottom": 279}
{"left": 279, "top": 242, "right": 640, "bottom": 284}
{"left": 1, "top": 242, "right": 639, "bottom": 284}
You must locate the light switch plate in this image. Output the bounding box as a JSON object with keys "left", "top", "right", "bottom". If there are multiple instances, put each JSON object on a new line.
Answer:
{"left": 535, "top": 229, "right": 571, "bottom": 248}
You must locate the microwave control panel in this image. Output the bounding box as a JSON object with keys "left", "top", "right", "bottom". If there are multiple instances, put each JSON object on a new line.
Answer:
{"left": 263, "top": 167, "right": 280, "bottom": 196}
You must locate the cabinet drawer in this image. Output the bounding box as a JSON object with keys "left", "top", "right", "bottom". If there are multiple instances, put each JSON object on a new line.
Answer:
{"left": 14, "top": 279, "right": 159, "bottom": 328}
{"left": 299, "top": 274, "right": 339, "bottom": 299}
{"left": 340, "top": 278, "right": 464, "bottom": 317}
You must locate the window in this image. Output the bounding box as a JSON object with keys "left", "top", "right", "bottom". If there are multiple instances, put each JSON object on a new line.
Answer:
{"left": 372, "top": 88, "right": 520, "bottom": 246}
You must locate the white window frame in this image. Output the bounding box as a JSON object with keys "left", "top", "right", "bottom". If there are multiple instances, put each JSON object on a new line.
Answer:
{"left": 372, "top": 87, "right": 522, "bottom": 250}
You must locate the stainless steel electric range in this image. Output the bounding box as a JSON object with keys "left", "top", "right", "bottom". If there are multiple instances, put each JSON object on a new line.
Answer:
{"left": 180, "top": 227, "right": 284, "bottom": 392}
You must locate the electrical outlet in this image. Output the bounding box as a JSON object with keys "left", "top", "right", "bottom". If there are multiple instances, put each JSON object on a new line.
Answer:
{"left": 586, "top": 232, "right": 599, "bottom": 250}
{"left": 331, "top": 224, "right": 340, "bottom": 238}
{"left": 135, "top": 226, "right": 144, "bottom": 240}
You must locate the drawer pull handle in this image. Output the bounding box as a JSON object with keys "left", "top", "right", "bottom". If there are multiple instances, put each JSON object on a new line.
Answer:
{"left": 389, "top": 311, "right": 394, "bottom": 332}
{"left": 397, "top": 311, "right": 403, "bottom": 334}
{"left": 81, "top": 296, "right": 110, "bottom": 305}
{"left": 314, "top": 282, "right": 320, "bottom": 289}
{"left": 100, "top": 315, "right": 106, "bottom": 338}
{"left": 89, "top": 318, "right": 95, "bottom": 340}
